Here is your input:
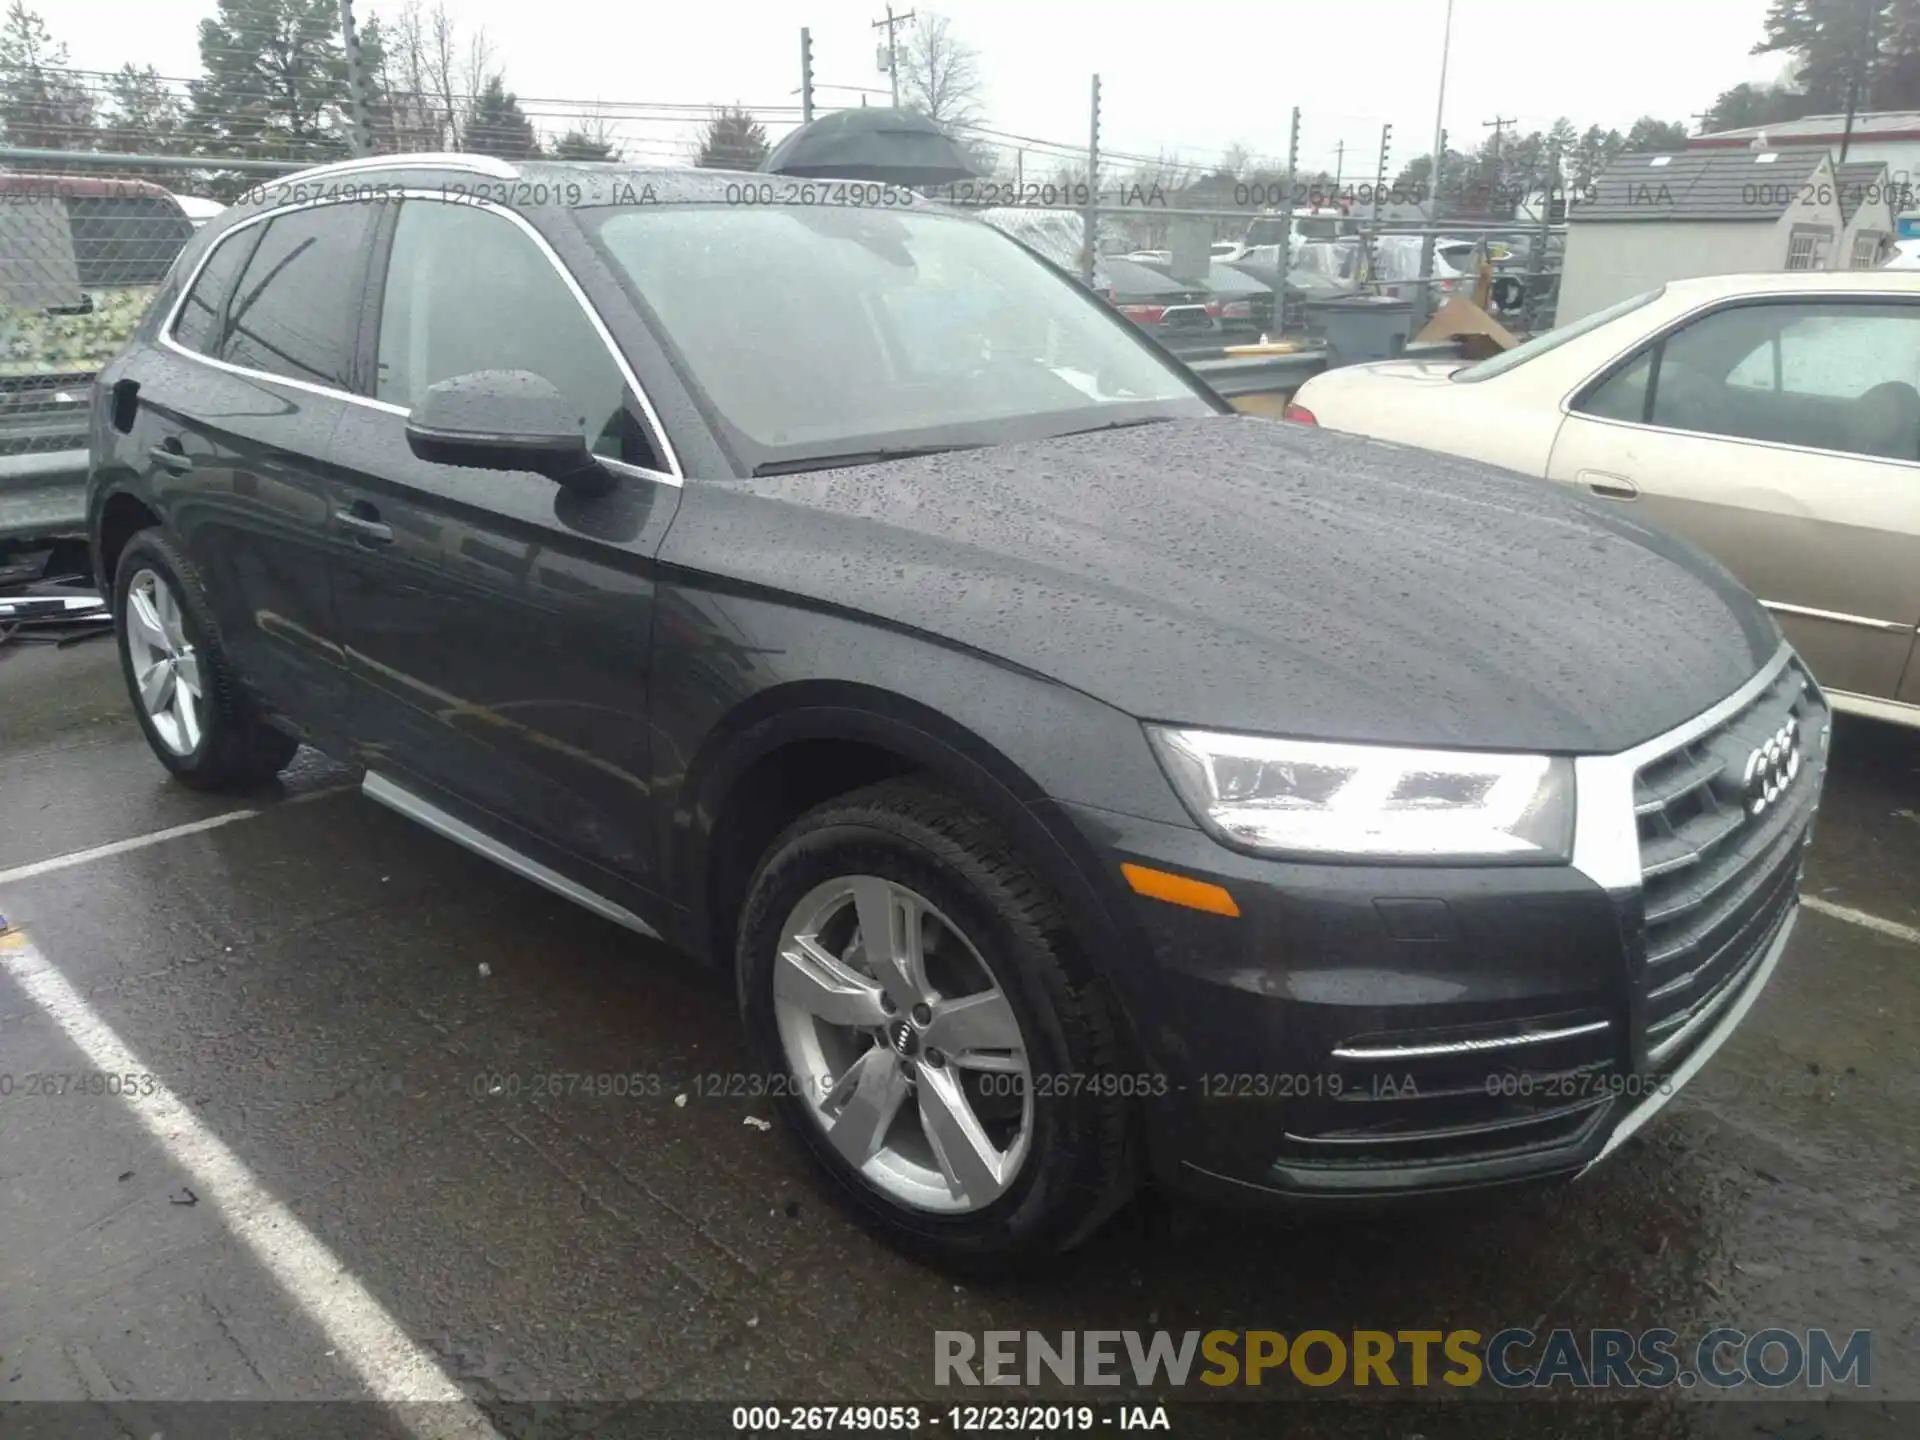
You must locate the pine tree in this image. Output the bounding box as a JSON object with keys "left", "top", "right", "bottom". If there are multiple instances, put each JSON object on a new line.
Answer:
{"left": 553, "top": 129, "right": 617, "bottom": 161}
{"left": 695, "top": 106, "right": 769, "bottom": 170}
{"left": 465, "top": 74, "right": 540, "bottom": 159}
{"left": 1702, "top": 81, "right": 1819, "bottom": 133}
{"left": 1623, "top": 117, "right": 1691, "bottom": 152}
{"left": 1751, "top": 0, "right": 1920, "bottom": 112}
{"left": 99, "top": 64, "right": 187, "bottom": 152}
{"left": 187, "top": 0, "right": 366, "bottom": 160}
{"left": 1571, "top": 125, "right": 1626, "bottom": 190}
{"left": 0, "top": 1, "right": 95, "bottom": 151}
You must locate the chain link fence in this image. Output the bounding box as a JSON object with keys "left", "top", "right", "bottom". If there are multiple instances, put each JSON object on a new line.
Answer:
{"left": 1, "top": 153, "right": 308, "bottom": 517}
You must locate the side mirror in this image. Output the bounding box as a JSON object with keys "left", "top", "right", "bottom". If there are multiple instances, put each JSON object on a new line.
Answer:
{"left": 405, "top": 370, "right": 613, "bottom": 494}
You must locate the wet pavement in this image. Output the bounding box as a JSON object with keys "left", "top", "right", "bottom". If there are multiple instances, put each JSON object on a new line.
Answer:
{"left": 1, "top": 639, "right": 1917, "bottom": 1440}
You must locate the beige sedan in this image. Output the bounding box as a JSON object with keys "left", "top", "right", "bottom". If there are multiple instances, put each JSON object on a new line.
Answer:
{"left": 1288, "top": 271, "right": 1920, "bottom": 729}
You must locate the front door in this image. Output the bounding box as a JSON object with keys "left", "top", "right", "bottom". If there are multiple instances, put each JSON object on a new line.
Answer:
{"left": 1548, "top": 296, "right": 1920, "bottom": 703}
{"left": 327, "top": 195, "right": 681, "bottom": 889}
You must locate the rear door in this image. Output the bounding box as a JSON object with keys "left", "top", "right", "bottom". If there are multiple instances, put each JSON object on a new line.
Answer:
{"left": 1547, "top": 297, "right": 1920, "bottom": 703}
{"left": 126, "top": 200, "right": 379, "bottom": 736}
{"left": 326, "top": 195, "right": 681, "bottom": 888}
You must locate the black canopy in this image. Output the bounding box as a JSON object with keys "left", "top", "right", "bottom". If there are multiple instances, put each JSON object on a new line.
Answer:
{"left": 763, "top": 107, "right": 980, "bottom": 187}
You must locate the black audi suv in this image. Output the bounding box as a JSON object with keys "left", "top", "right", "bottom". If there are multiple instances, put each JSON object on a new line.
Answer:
{"left": 87, "top": 156, "right": 1828, "bottom": 1266}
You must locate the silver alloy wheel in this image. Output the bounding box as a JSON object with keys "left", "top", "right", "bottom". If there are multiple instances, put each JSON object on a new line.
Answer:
{"left": 773, "top": 875, "right": 1034, "bottom": 1213}
{"left": 124, "top": 568, "right": 205, "bottom": 757}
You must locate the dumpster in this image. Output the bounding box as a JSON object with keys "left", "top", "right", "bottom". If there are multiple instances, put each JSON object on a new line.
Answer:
{"left": 1304, "top": 294, "right": 1413, "bottom": 366}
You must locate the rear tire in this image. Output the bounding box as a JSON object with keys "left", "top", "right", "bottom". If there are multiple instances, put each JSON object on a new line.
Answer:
{"left": 736, "top": 778, "right": 1136, "bottom": 1269}
{"left": 113, "top": 528, "right": 298, "bottom": 790}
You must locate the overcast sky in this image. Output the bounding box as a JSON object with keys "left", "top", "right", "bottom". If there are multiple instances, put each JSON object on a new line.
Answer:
{"left": 60, "top": 0, "right": 1793, "bottom": 174}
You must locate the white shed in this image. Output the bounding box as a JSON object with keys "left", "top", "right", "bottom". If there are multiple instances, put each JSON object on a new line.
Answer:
{"left": 1834, "top": 161, "right": 1896, "bottom": 268}
{"left": 1558, "top": 148, "right": 1845, "bottom": 324}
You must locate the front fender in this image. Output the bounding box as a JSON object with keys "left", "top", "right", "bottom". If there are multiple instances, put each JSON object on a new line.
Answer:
{"left": 651, "top": 577, "right": 1199, "bottom": 1069}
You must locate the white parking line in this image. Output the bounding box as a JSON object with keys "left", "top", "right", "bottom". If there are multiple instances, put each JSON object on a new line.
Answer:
{"left": 1803, "top": 895, "right": 1920, "bottom": 947}
{"left": 0, "top": 930, "right": 500, "bottom": 1436}
{"left": 0, "top": 786, "right": 350, "bottom": 891}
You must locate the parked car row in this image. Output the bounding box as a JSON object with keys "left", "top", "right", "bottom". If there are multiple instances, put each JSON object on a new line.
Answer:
{"left": 87, "top": 154, "right": 1829, "bottom": 1269}
{"left": 1111, "top": 255, "right": 1276, "bottom": 338}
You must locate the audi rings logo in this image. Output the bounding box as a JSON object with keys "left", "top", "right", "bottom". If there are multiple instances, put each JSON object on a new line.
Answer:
{"left": 1743, "top": 720, "right": 1802, "bottom": 817}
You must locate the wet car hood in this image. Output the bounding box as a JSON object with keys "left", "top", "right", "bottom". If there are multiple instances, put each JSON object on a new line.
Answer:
{"left": 668, "top": 416, "right": 1781, "bottom": 753}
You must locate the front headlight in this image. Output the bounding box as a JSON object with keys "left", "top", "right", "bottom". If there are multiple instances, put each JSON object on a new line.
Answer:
{"left": 1146, "top": 726, "right": 1575, "bottom": 863}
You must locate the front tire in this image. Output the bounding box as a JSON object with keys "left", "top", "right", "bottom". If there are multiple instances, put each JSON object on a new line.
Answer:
{"left": 737, "top": 779, "right": 1135, "bottom": 1268}
{"left": 113, "top": 528, "right": 298, "bottom": 790}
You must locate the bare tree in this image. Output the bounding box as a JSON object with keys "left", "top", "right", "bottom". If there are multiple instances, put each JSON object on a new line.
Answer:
{"left": 1108, "top": 151, "right": 1203, "bottom": 249}
{"left": 897, "top": 13, "right": 984, "bottom": 129}
{"left": 379, "top": 0, "right": 493, "bottom": 150}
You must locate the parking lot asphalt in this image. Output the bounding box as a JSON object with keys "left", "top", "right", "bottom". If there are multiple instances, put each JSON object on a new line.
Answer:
{"left": 2, "top": 638, "right": 1917, "bottom": 1440}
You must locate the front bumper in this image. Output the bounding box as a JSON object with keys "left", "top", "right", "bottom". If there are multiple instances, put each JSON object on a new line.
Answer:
{"left": 1061, "top": 643, "right": 1828, "bottom": 1205}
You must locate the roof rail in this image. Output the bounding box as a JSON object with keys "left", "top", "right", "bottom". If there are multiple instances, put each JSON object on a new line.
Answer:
{"left": 275, "top": 152, "right": 520, "bottom": 184}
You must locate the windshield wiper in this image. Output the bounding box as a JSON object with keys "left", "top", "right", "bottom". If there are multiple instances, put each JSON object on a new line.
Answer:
{"left": 752, "top": 443, "right": 984, "bottom": 476}
{"left": 1051, "top": 416, "right": 1180, "bottom": 439}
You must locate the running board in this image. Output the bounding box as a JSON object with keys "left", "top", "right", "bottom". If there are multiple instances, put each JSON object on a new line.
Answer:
{"left": 360, "top": 771, "right": 661, "bottom": 940}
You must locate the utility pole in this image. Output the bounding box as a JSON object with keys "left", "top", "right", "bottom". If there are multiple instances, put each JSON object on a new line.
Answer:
{"left": 1428, "top": 0, "right": 1456, "bottom": 222}
{"left": 1371, "top": 124, "right": 1392, "bottom": 227}
{"left": 1367, "top": 122, "right": 1391, "bottom": 295}
{"left": 1082, "top": 74, "right": 1100, "bottom": 286}
{"left": 1332, "top": 139, "right": 1345, "bottom": 197}
{"left": 1839, "top": 0, "right": 1876, "bottom": 162}
{"left": 1519, "top": 136, "right": 1559, "bottom": 333}
{"left": 1284, "top": 105, "right": 1301, "bottom": 216}
{"left": 337, "top": 0, "right": 372, "bottom": 156}
{"left": 1483, "top": 116, "right": 1515, "bottom": 217}
{"left": 799, "top": 28, "right": 815, "bottom": 125}
{"left": 1282, "top": 106, "right": 1301, "bottom": 337}
{"left": 873, "top": 5, "right": 915, "bottom": 108}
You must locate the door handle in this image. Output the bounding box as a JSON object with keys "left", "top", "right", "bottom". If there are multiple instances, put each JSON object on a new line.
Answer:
{"left": 1579, "top": 469, "right": 1639, "bottom": 500}
{"left": 334, "top": 503, "right": 393, "bottom": 545}
{"left": 147, "top": 443, "right": 192, "bottom": 474}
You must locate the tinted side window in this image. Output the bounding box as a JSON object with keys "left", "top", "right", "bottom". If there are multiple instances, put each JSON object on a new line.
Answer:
{"left": 218, "top": 204, "right": 374, "bottom": 388}
{"left": 171, "top": 226, "right": 260, "bottom": 356}
{"left": 1650, "top": 302, "right": 1920, "bottom": 461}
{"left": 1576, "top": 349, "right": 1653, "bottom": 423}
{"left": 375, "top": 200, "right": 659, "bottom": 467}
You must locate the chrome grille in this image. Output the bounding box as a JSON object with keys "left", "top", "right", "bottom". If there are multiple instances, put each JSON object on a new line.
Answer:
{"left": 1634, "top": 658, "right": 1824, "bottom": 1068}
{"left": 1275, "top": 1011, "right": 1618, "bottom": 1169}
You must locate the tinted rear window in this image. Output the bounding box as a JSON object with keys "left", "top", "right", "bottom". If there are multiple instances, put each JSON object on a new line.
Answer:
{"left": 67, "top": 197, "right": 196, "bottom": 287}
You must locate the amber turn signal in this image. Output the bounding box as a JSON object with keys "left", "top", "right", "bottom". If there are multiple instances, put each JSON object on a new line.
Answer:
{"left": 1120, "top": 863, "right": 1241, "bottom": 917}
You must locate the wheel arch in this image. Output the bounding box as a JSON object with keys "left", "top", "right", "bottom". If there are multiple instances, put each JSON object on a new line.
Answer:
{"left": 678, "top": 681, "right": 1150, "bottom": 1054}
{"left": 90, "top": 481, "right": 163, "bottom": 593}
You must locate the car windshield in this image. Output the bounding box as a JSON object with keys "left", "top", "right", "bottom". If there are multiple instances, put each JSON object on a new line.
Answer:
{"left": 1244, "top": 217, "right": 1289, "bottom": 247}
{"left": 1291, "top": 241, "right": 1363, "bottom": 280}
{"left": 581, "top": 204, "right": 1213, "bottom": 472}
{"left": 1452, "top": 286, "right": 1667, "bottom": 382}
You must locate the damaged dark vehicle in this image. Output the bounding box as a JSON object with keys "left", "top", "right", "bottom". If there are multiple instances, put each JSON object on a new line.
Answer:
{"left": 88, "top": 158, "right": 1828, "bottom": 1266}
